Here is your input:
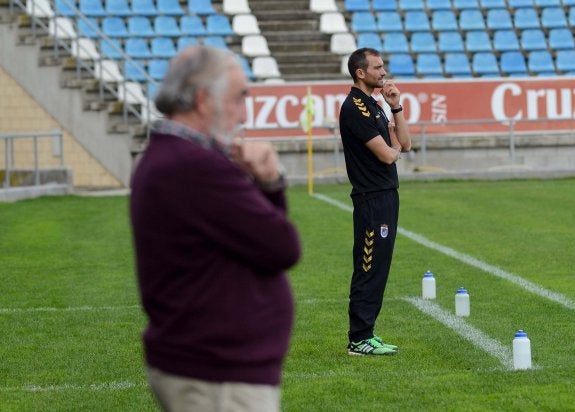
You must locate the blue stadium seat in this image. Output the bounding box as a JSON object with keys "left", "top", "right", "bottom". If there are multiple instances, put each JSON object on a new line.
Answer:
{"left": 54, "top": 0, "right": 76, "bottom": 16}
{"left": 180, "top": 15, "right": 207, "bottom": 36}
{"left": 432, "top": 10, "right": 458, "bottom": 31}
{"left": 357, "top": 32, "right": 383, "bottom": 49}
{"left": 487, "top": 9, "right": 513, "bottom": 30}
{"left": 534, "top": 0, "right": 561, "bottom": 6}
{"left": 548, "top": 28, "right": 575, "bottom": 49}
{"left": 124, "top": 60, "right": 147, "bottom": 82}
{"left": 239, "top": 56, "right": 255, "bottom": 80}
{"left": 203, "top": 36, "right": 228, "bottom": 49}
{"left": 188, "top": 0, "right": 215, "bottom": 15}
{"left": 399, "top": 0, "right": 425, "bottom": 9}
{"left": 155, "top": 16, "right": 181, "bottom": 37}
{"left": 453, "top": 0, "right": 479, "bottom": 8}
{"left": 382, "top": 32, "right": 410, "bottom": 53}
{"left": 131, "top": 0, "right": 157, "bottom": 16}
{"left": 128, "top": 16, "right": 155, "bottom": 37}
{"left": 157, "top": 0, "right": 184, "bottom": 15}
{"left": 555, "top": 50, "right": 575, "bottom": 72}
{"left": 105, "top": 0, "right": 131, "bottom": 16}
{"left": 177, "top": 36, "right": 199, "bottom": 51}
{"left": 148, "top": 59, "right": 169, "bottom": 80}
{"left": 438, "top": 31, "right": 465, "bottom": 52}
{"left": 125, "top": 38, "right": 152, "bottom": 59}
{"left": 570, "top": 7, "right": 575, "bottom": 26}
{"left": 411, "top": 31, "right": 437, "bottom": 53}
{"left": 528, "top": 50, "right": 555, "bottom": 73}
{"left": 377, "top": 12, "right": 403, "bottom": 31}
{"left": 563, "top": 0, "right": 575, "bottom": 6}
{"left": 79, "top": 0, "right": 106, "bottom": 16}
{"left": 100, "top": 38, "right": 123, "bottom": 59}
{"left": 500, "top": 51, "right": 528, "bottom": 75}
{"left": 78, "top": 17, "right": 99, "bottom": 38}
{"left": 416, "top": 53, "right": 443, "bottom": 76}
{"left": 344, "top": 0, "right": 371, "bottom": 11}
{"left": 426, "top": 0, "right": 452, "bottom": 10}
{"left": 520, "top": 29, "right": 548, "bottom": 50}
{"left": 388, "top": 53, "right": 416, "bottom": 77}
{"left": 479, "top": 0, "right": 506, "bottom": 7}
{"left": 508, "top": 0, "right": 534, "bottom": 7}
{"left": 493, "top": 30, "right": 520, "bottom": 51}
{"left": 372, "top": 0, "right": 397, "bottom": 11}
{"left": 351, "top": 12, "right": 378, "bottom": 32}
{"left": 459, "top": 9, "right": 486, "bottom": 30}
{"left": 472, "top": 52, "right": 499, "bottom": 75}
{"left": 541, "top": 7, "right": 567, "bottom": 28}
{"left": 151, "top": 37, "right": 177, "bottom": 58}
{"left": 206, "top": 14, "right": 234, "bottom": 36}
{"left": 444, "top": 53, "right": 472, "bottom": 76}
{"left": 465, "top": 30, "right": 492, "bottom": 51}
{"left": 514, "top": 8, "right": 540, "bottom": 29}
{"left": 102, "top": 16, "right": 129, "bottom": 37}
{"left": 147, "top": 82, "right": 159, "bottom": 100}
{"left": 404, "top": 11, "right": 431, "bottom": 31}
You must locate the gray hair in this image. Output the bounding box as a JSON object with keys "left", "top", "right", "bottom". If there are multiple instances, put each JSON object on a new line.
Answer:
{"left": 154, "top": 45, "right": 241, "bottom": 116}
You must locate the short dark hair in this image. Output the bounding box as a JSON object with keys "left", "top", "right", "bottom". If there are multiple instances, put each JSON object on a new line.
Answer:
{"left": 347, "top": 48, "right": 381, "bottom": 82}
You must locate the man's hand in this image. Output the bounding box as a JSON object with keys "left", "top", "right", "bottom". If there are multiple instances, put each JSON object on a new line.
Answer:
{"left": 381, "top": 80, "right": 401, "bottom": 109}
{"left": 230, "top": 140, "right": 281, "bottom": 184}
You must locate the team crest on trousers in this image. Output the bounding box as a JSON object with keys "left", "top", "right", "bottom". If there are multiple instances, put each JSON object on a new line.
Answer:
{"left": 380, "top": 224, "right": 389, "bottom": 238}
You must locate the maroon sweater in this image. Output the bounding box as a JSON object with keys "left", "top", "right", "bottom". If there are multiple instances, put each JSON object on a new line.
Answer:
{"left": 130, "top": 126, "right": 301, "bottom": 385}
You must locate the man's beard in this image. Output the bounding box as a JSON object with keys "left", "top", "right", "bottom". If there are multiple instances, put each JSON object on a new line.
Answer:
{"left": 208, "top": 103, "right": 242, "bottom": 146}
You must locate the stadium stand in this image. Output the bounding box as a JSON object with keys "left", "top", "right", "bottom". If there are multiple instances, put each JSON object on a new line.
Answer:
{"left": 357, "top": 32, "right": 382, "bottom": 49}
{"left": 157, "top": 0, "right": 184, "bottom": 16}
{"left": 444, "top": 53, "right": 473, "bottom": 76}
{"left": 105, "top": 0, "right": 131, "bottom": 16}
{"left": 500, "top": 51, "right": 528, "bottom": 76}
{"left": 388, "top": 53, "right": 416, "bottom": 77}
{"left": 411, "top": 31, "right": 437, "bottom": 53}
{"left": 383, "top": 32, "right": 410, "bottom": 53}
{"left": 438, "top": 31, "right": 465, "bottom": 52}
{"left": 416, "top": 53, "right": 444, "bottom": 77}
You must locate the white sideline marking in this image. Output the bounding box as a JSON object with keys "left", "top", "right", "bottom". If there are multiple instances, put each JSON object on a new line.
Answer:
{"left": 312, "top": 193, "right": 575, "bottom": 311}
{"left": 0, "top": 381, "right": 147, "bottom": 393}
{"left": 0, "top": 305, "right": 141, "bottom": 314}
{"left": 403, "top": 297, "right": 517, "bottom": 370}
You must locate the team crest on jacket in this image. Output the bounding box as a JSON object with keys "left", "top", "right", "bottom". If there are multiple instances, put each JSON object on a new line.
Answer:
{"left": 380, "top": 224, "right": 389, "bottom": 238}
{"left": 353, "top": 97, "right": 370, "bottom": 117}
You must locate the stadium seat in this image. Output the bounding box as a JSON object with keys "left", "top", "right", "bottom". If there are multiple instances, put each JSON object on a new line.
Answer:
{"left": 555, "top": 50, "right": 575, "bottom": 72}
{"left": 569, "top": 7, "right": 575, "bottom": 26}
{"left": 252, "top": 56, "right": 281, "bottom": 79}
{"left": 411, "top": 31, "right": 437, "bottom": 53}
{"left": 372, "top": 0, "right": 397, "bottom": 11}
{"left": 102, "top": 16, "right": 129, "bottom": 37}
{"left": 157, "top": 0, "right": 184, "bottom": 15}
{"left": 376, "top": 12, "right": 403, "bottom": 32}
{"left": 188, "top": 0, "right": 216, "bottom": 15}
{"left": 452, "top": 0, "right": 479, "bottom": 8}
{"left": 310, "top": 0, "right": 338, "bottom": 12}
{"left": 427, "top": 0, "right": 452, "bottom": 10}
{"left": 95, "top": 59, "right": 124, "bottom": 82}
{"left": 239, "top": 56, "right": 255, "bottom": 80}
{"left": 486, "top": 9, "right": 513, "bottom": 30}
{"left": 49, "top": 16, "right": 77, "bottom": 38}
{"left": 404, "top": 11, "right": 431, "bottom": 31}
{"left": 177, "top": 36, "right": 199, "bottom": 51}
{"left": 105, "top": 0, "right": 131, "bottom": 16}
{"left": 79, "top": 0, "right": 106, "bottom": 17}
{"left": 479, "top": 0, "right": 506, "bottom": 7}
{"left": 203, "top": 36, "right": 228, "bottom": 49}
{"left": 534, "top": 0, "right": 561, "bottom": 6}
{"left": 54, "top": 0, "right": 75, "bottom": 17}
{"left": 399, "top": 0, "right": 425, "bottom": 10}
{"left": 520, "top": 29, "right": 548, "bottom": 51}
{"left": 508, "top": 0, "right": 534, "bottom": 7}
{"left": 128, "top": 16, "right": 155, "bottom": 37}
{"left": 155, "top": 16, "right": 181, "bottom": 37}
{"left": 151, "top": 37, "right": 177, "bottom": 58}
{"left": 180, "top": 15, "right": 207, "bottom": 36}
{"left": 148, "top": 59, "right": 169, "bottom": 80}
{"left": 357, "top": 32, "right": 383, "bottom": 49}
{"left": 541, "top": 7, "right": 567, "bottom": 28}
{"left": 232, "top": 14, "right": 261, "bottom": 35}
{"left": 27, "top": 0, "right": 54, "bottom": 17}
{"left": 465, "top": 30, "right": 492, "bottom": 51}
{"left": 444, "top": 53, "right": 472, "bottom": 76}
{"left": 514, "top": 8, "right": 540, "bottom": 30}
{"left": 118, "top": 81, "right": 147, "bottom": 105}
{"left": 432, "top": 10, "right": 458, "bottom": 31}
{"left": 344, "top": 0, "right": 370, "bottom": 11}
{"left": 527, "top": 50, "right": 555, "bottom": 73}
{"left": 71, "top": 38, "right": 100, "bottom": 60}
{"left": 124, "top": 60, "right": 148, "bottom": 82}
{"left": 438, "top": 31, "right": 465, "bottom": 52}
{"left": 388, "top": 53, "right": 416, "bottom": 77}
{"left": 320, "top": 12, "right": 348, "bottom": 33}
{"left": 548, "top": 28, "right": 575, "bottom": 50}
{"left": 459, "top": 9, "right": 486, "bottom": 31}
{"left": 416, "top": 53, "right": 443, "bottom": 76}
{"left": 206, "top": 14, "right": 234, "bottom": 36}
{"left": 100, "top": 38, "right": 123, "bottom": 59}
{"left": 382, "top": 32, "right": 410, "bottom": 53}
{"left": 77, "top": 17, "right": 99, "bottom": 38}
{"left": 500, "top": 51, "right": 528, "bottom": 75}
{"left": 131, "top": 0, "right": 157, "bottom": 16}
{"left": 223, "top": 0, "right": 251, "bottom": 14}
{"left": 330, "top": 33, "right": 357, "bottom": 54}
{"left": 241, "top": 34, "right": 271, "bottom": 56}
{"left": 351, "top": 12, "right": 378, "bottom": 32}
{"left": 125, "top": 37, "right": 152, "bottom": 58}
{"left": 472, "top": 52, "right": 499, "bottom": 75}
{"left": 493, "top": 30, "right": 520, "bottom": 51}
{"left": 563, "top": 0, "right": 575, "bottom": 6}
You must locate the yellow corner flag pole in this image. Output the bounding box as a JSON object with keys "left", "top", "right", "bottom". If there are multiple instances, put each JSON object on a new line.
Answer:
{"left": 306, "top": 86, "right": 314, "bottom": 195}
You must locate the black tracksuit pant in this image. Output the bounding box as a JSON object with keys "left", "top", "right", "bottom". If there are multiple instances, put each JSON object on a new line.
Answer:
{"left": 348, "top": 189, "right": 399, "bottom": 343}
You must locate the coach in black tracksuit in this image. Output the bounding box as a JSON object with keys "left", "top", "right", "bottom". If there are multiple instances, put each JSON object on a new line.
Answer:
{"left": 339, "top": 48, "right": 412, "bottom": 356}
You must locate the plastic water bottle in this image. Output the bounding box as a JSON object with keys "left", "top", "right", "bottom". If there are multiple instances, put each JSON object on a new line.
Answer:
{"left": 513, "top": 330, "right": 532, "bottom": 370}
{"left": 455, "top": 287, "right": 470, "bottom": 317}
{"left": 422, "top": 270, "right": 436, "bottom": 299}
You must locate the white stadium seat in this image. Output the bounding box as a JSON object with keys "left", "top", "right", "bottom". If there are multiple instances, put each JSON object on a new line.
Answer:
{"left": 320, "top": 12, "right": 348, "bottom": 33}
{"left": 232, "top": 14, "right": 261, "bottom": 35}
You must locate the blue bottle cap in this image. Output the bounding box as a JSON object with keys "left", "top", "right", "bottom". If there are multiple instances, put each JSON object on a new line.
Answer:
{"left": 515, "top": 330, "right": 528, "bottom": 338}
{"left": 457, "top": 287, "right": 467, "bottom": 294}
{"left": 424, "top": 271, "right": 434, "bottom": 278}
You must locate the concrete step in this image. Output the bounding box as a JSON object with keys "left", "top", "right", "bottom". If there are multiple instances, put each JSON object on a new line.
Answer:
{"left": 273, "top": 51, "right": 340, "bottom": 64}
{"left": 264, "top": 31, "right": 328, "bottom": 43}
{"left": 269, "top": 40, "right": 329, "bottom": 53}
{"left": 248, "top": 0, "right": 311, "bottom": 12}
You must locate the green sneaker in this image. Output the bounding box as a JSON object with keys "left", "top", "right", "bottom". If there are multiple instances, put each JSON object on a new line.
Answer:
{"left": 348, "top": 337, "right": 397, "bottom": 356}
{"left": 373, "top": 335, "right": 399, "bottom": 351}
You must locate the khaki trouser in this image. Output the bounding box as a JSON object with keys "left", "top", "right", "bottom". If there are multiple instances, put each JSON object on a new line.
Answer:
{"left": 147, "top": 367, "right": 280, "bottom": 412}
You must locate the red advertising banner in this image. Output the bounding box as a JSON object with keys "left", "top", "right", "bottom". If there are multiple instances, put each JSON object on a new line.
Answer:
{"left": 244, "top": 78, "right": 575, "bottom": 138}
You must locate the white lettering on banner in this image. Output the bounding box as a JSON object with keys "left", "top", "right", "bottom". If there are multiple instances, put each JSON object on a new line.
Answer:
{"left": 431, "top": 94, "right": 447, "bottom": 123}
{"left": 492, "top": 83, "right": 575, "bottom": 121}
{"left": 276, "top": 95, "right": 300, "bottom": 128}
